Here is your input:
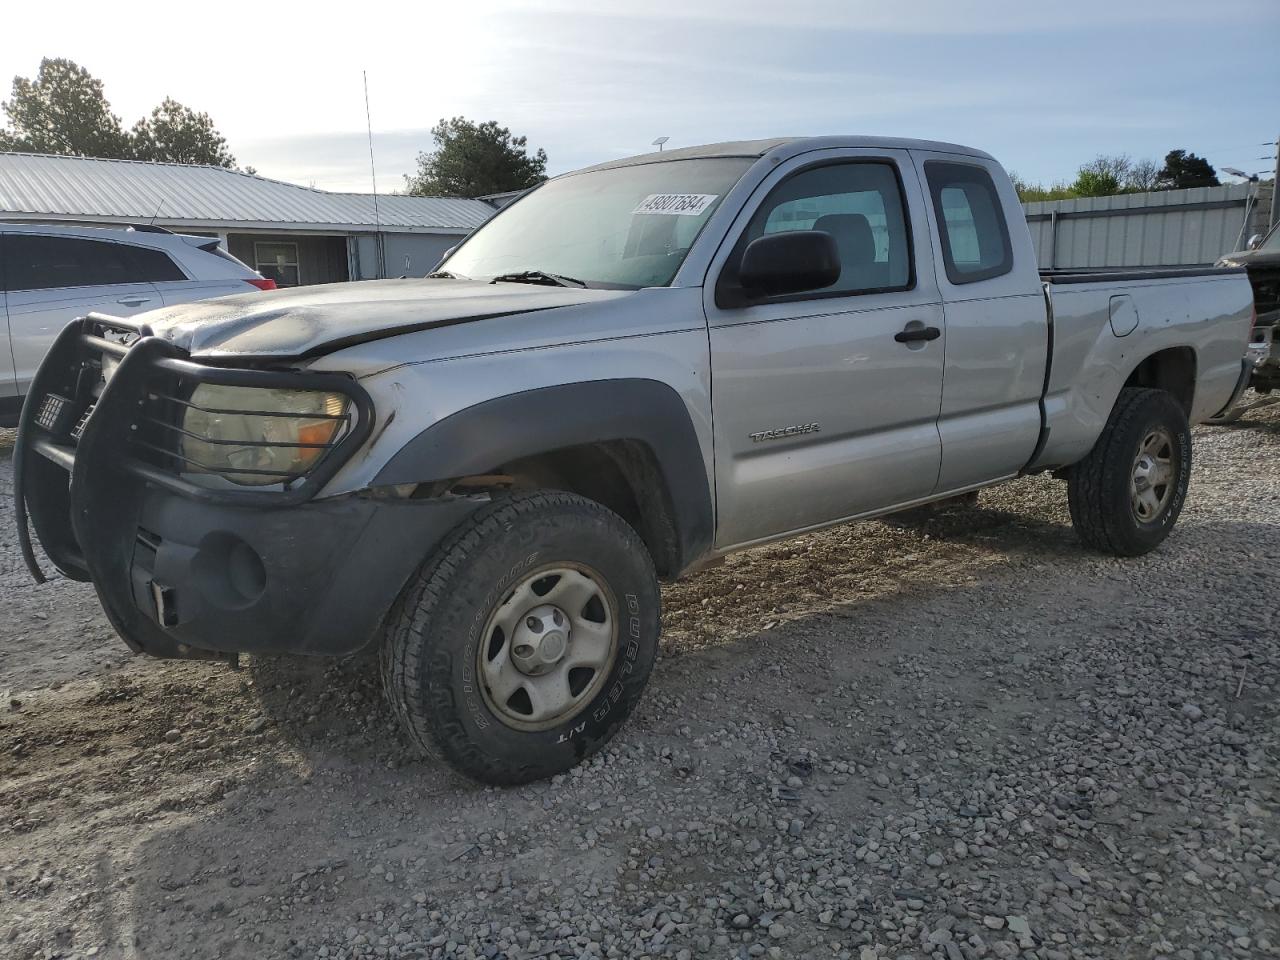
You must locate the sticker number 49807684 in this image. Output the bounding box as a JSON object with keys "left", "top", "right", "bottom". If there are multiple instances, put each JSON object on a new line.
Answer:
{"left": 632, "top": 194, "right": 718, "bottom": 216}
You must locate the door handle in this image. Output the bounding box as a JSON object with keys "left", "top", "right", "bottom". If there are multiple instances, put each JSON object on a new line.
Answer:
{"left": 894, "top": 325, "right": 941, "bottom": 344}
{"left": 116, "top": 296, "right": 151, "bottom": 307}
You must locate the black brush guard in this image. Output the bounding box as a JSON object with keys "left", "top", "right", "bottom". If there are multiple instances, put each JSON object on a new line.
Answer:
{"left": 14, "top": 314, "right": 375, "bottom": 657}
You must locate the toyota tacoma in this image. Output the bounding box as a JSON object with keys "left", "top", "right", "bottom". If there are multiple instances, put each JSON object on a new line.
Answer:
{"left": 14, "top": 136, "right": 1256, "bottom": 784}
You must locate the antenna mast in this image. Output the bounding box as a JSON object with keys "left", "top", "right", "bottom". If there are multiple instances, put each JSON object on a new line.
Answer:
{"left": 363, "top": 70, "right": 384, "bottom": 276}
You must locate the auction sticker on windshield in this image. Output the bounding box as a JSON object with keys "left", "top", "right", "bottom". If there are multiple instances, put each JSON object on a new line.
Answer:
{"left": 633, "top": 194, "right": 719, "bottom": 216}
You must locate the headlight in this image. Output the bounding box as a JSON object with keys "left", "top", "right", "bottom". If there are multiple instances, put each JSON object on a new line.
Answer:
{"left": 180, "top": 384, "right": 349, "bottom": 487}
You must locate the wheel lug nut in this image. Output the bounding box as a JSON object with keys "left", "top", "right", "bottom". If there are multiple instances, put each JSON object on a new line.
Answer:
{"left": 526, "top": 616, "right": 541, "bottom": 631}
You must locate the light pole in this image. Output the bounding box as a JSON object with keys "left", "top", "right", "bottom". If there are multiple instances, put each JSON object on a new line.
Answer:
{"left": 1270, "top": 134, "right": 1280, "bottom": 233}
{"left": 651, "top": 136, "right": 669, "bottom": 152}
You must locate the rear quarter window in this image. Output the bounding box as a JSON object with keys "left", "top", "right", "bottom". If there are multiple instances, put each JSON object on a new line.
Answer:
{"left": 924, "top": 161, "right": 1013, "bottom": 285}
{"left": 128, "top": 244, "right": 187, "bottom": 282}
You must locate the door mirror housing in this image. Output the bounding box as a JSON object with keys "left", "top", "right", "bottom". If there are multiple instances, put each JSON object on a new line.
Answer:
{"left": 1247, "top": 233, "right": 1264, "bottom": 251}
{"left": 736, "top": 230, "right": 841, "bottom": 301}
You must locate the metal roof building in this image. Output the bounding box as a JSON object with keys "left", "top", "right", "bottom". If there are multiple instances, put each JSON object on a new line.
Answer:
{"left": 0, "top": 152, "right": 496, "bottom": 286}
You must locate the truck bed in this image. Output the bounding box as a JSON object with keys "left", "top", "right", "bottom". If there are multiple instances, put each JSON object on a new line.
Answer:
{"left": 1030, "top": 265, "right": 1255, "bottom": 473}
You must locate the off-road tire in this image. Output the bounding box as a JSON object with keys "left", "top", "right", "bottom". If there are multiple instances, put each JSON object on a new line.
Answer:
{"left": 1067, "top": 387, "right": 1191, "bottom": 556}
{"left": 380, "top": 491, "right": 660, "bottom": 785}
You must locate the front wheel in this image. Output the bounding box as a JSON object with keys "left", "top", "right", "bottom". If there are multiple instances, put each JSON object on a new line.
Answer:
{"left": 380, "top": 491, "right": 660, "bottom": 785}
{"left": 1067, "top": 387, "right": 1192, "bottom": 556}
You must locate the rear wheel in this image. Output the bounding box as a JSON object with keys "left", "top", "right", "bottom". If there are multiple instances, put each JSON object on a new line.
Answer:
{"left": 1067, "top": 387, "right": 1191, "bottom": 556}
{"left": 380, "top": 491, "right": 660, "bottom": 785}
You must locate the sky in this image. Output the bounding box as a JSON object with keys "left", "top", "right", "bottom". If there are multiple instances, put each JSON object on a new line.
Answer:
{"left": 2, "top": 0, "right": 1277, "bottom": 194}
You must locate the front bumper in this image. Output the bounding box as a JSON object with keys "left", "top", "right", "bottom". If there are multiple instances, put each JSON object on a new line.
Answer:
{"left": 116, "top": 488, "right": 477, "bottom": 658}
{"left": 15, "top": 315, "right": 479, "bottom": 659}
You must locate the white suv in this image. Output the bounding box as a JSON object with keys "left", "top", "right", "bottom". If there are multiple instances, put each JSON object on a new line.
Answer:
{"left": 1, "top": 223, "right": 274, "bottom": 425}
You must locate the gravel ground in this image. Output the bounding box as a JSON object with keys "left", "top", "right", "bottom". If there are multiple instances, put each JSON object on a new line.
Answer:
{"left": 1, "top": 399, "right": 1278, "bottom": 960}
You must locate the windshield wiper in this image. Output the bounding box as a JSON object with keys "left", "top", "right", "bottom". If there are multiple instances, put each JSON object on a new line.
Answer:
{"left": 490, "top": 270, "right": 588, "bottom": 288}
{"left": 426, "top": 270, "right": 468, "bottom": 279}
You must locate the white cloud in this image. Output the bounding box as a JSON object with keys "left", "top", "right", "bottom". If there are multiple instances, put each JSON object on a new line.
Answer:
{"left": 1, "top": 0, "right": 1275, "bottom": 189}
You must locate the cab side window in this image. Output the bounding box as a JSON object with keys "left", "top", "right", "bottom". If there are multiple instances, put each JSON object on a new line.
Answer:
{"left": 924, "top": 161, "right": 1012, "bottom": 284}
{"left": 739, "top": 161, "right": 913, "bottom": 296}
{"left": 5, "top": 235, "right": 184, "bottom": 291}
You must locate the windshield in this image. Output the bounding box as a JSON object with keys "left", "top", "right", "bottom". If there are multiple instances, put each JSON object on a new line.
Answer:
{"left": 441, "top": 158, "right": 755, "bottom": 289}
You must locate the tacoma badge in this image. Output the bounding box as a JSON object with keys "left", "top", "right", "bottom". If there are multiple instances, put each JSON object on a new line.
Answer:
{"left": 749, "top": 422, "right": 821, "bottom": 443}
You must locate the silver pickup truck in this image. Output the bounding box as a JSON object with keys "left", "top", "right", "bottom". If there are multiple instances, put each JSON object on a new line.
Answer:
{"left": 14, "top": 136, "right": 1255, "bottom": 784}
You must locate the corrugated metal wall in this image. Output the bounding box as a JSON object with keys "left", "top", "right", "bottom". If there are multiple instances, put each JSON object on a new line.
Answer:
{"left": 346, "top": 233, "right": 459, "bottom": 280}
{"left": 382, "top": 233, "right": 457, "bottom": 278}
{"left": 1023, "top": 183, "right": 1265, "bottom": 269}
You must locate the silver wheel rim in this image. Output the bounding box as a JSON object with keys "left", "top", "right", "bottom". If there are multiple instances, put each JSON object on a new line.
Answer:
{"left": 477, "top": 564, "right": 619, "bottom": 732}
{"left": 1130, "top": 428, "right": 1176, "bottom": 523}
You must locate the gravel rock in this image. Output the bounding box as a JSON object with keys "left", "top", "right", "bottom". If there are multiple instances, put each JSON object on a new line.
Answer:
{"left": 1, "top": 404, "right": 1279, "bottom": 959}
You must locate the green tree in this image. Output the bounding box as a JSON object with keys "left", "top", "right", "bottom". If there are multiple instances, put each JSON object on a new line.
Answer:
{"left": 1157, "top": 149, "right": 1219, "bottom": 189}
{"left": 0, "top": 57, "right": 130, "bottom": 158}
{"left": 131, "top": 97, "right": 235, "bottom": 167}
{"left": 1, "top": 58, "right": 238, "bottom": 167}
{"left": 405, "top": 117, "right": 547, "bottom": 197}
{"left": 1009, "top": 172, "right": 1075, "bottom": 202}
{"left": 1072, "top": 168, "right": 1121, "bottom": 197}
{"left": 1126, "top": 157, "right": 1161, "bottom": 192}
{"left": 1070, "top": 155, "right": 1133, "bottom": 197}
{"left": 1011, "top": 151, "right": 1193, "bottom": 204}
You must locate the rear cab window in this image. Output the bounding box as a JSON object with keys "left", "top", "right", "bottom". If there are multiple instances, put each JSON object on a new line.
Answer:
{"left": 924, "top": 161, "right": 1013, "bottom": 285}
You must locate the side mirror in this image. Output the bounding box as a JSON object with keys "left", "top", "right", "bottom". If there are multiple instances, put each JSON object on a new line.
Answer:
{"left": 737, "top": 231, "right": 841, "bottom": 300}
{"left": 1247, "top": 234, "right": 1264, "bottom": 251}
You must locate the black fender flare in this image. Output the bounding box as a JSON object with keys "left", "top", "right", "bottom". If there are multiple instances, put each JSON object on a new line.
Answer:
{"left": 372, "top": 379, "right": 714, "bottom": 573}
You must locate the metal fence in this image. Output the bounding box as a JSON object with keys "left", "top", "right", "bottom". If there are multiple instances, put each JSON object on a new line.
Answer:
{"left": 1023, "top": 182, "right": 1271, "bottom": 270}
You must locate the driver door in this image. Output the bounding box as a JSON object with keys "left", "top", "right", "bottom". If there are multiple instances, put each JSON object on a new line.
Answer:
{"left": 704, "top": 148, "right": 945, "bottom": 549}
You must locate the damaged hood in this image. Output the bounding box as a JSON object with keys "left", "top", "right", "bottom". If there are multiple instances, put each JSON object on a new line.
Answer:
{"left": 139, "top": 278, "right": 632, "bottom": 359}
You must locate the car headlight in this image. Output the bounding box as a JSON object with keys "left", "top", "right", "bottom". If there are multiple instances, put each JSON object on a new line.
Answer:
{"left": 180, "top": 384, "right": 349, "bottom": 487}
